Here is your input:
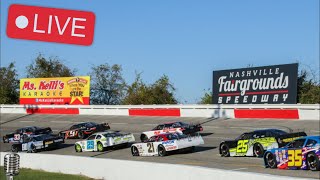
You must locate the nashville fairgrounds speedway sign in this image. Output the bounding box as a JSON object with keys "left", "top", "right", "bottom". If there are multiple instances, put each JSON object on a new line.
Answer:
{"left": 212, "top": 63, "right": 298, "bottom": 104}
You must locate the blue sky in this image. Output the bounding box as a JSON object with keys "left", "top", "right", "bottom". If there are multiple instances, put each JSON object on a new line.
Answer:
{"left": 1, "top": 0, "right": 319, "bottom": 103}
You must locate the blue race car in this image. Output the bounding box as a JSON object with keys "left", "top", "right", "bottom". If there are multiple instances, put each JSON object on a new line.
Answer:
{"left": 264, "top": 136, "right": 320, "bottom": 171}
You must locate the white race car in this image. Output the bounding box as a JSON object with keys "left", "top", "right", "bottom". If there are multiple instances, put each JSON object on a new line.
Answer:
{"left": 140, "top": 121, "right": 203, "bottom": 142}
{"left": 131, "top": 133, "right": 204, "bottom": 156}
{"left": 75, "top": 131, "right": 135, "bottom": 152}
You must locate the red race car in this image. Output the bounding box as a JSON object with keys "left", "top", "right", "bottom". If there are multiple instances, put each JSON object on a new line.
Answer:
{"left": 58, "top": 122, "right": 110, "bottom": 139}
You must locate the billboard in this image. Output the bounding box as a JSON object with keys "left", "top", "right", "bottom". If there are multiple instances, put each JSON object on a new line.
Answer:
{"left": 20, "top": 76, "right": 90, "bottom": 105}
{"left": 212, "top": 63, "right": 298, "bottom": 104}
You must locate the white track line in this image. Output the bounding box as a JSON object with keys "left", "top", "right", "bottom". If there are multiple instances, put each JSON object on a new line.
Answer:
{"left": 310, "top": 130, "right": 320, "bottom": 133}
{"left": 50, "top": 121, "right": 71, "bottom": 123}
{"left": 19, "top": 121, "right": 35, "bottom": 123}
{"left": 111, "top": 123, "right": 128, "bottom": 125}
{"left": 231, "top": 168, "right": 248, "bottom": 171}
{"left": 143, "top": 123, "right": 158, "bottom": 126}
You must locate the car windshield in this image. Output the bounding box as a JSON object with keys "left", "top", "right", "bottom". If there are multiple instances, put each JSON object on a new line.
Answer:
{"left": 85, "top": 122, "right": 98, "bottom": 127}
{"left": 236, "top": 133, "right": 245, "bottom": 140}
{"left": 179, "top": 122, "right": 189, "bottom": 127}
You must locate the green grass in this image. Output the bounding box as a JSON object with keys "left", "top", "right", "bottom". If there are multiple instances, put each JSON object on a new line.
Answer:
{"left": 0, "top": 167, "right": 96, "bottom": 180}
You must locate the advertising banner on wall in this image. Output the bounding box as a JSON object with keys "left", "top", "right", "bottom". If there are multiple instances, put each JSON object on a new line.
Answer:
{"left": 212, "top": 63, "right": 298, "bottom": 104}
{"left": 20, "top": 76, "right": 90, "bottom": 105}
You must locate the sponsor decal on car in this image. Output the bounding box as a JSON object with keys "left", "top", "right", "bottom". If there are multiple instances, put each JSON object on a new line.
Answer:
{"left": 162, "top": 140, "right": 175, "bottom": 145}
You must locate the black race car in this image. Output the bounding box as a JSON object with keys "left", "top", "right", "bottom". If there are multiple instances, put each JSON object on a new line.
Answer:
{"left": 219, "top": 129, "right": 307, "bottom": 157}
{"left": 3, "top": 126, "right": 52, "bottom": 143}
{"left": 140, "top": 121, "right": 203, "bottom": 142}
{"left": 58, "top": 122, "right": 110, "bottom": 139}
{"left": 11, "top": 134, "right": 64, "bottom": 153}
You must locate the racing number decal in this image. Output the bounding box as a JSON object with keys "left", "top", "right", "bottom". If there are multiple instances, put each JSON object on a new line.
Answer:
{"left": 237, "top": 140, "right": 249, "bottom": 153}
{"left": 87, "top": 140, "right": 94, "bottom": 150}
{"left": 69, "top": 131, "right": 76, "bottom": 137}
{"left": 147, "top": 143, "right": 155, "bottom": 153}
{"left": 13, "top": 134, "right": 21, "bottom": 141}
{"left": 288, "top": 150, "right": 302, "bottom": 167}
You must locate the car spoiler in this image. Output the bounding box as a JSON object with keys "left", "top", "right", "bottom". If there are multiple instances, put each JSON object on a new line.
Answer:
{"left": 276, "top": 132, "right": 307, "bottom": 147}
{"left": 35, "top": 127, "right": 52, "bottom": 135}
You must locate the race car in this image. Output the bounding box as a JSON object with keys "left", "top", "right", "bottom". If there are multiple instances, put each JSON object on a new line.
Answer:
{"left": 140, "top": 121, "right": 203, "bottom": 142}
{"left": 74, "top": 131, "right": 135, "bottom": 152}
{"left": 11, "top": 134, "right": 64, "bottom": 153}
{"left": 3, "top": 126, "right": 52, "bottom": 143}
{"left": 219, "top": 129, "right": 307, "bottom": 157}
{"left": 58, "top": 122, "right": 110, "bottom": 139}
{"left": 131, "top": 132, "right": 204, "bottom": 156}
{"left": 264, "top": 136, "right": 320, "bottom": 171}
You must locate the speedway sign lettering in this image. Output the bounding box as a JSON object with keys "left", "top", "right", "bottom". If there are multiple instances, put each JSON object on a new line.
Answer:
{"left": 212, "top": 63, "right": 298, "bottom": 104}
{"left": 20, "top": 76, "right": 90, "bottom": 105}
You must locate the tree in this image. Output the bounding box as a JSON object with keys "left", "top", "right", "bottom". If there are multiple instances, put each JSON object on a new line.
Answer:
{"left": 0, "top": 62, "right": 19, "bottom": 104}
{"left": 26, "top": 54, "right": 76, "bottom": 78}
{"left": 90, "top": 63, "right": 126, "bottom": 105}
{"left": 122, "top": 73, "right": 149, "bottom": 104}
{"left": 297, "top": 69, "right": 320, "bottom": 104}
{"left": 123, "top": 74, "right": 177, "bottom": 104}
{"left": 149, "top": 75, "right": 177, "bottom": 104}
{"left": 199, "top": 89, "right": 212, "bottom": 104}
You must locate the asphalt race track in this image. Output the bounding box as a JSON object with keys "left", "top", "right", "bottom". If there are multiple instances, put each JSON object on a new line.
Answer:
{"left": 0, "top": 114, "right": 319, "bottom": 179}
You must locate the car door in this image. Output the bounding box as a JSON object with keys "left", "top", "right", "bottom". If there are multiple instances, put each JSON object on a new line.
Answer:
{"left": 236, "top": 133, "right": 252, "bottom": 156}
{"left": 286, "top": 138, "right": 306, "bottom": 169}
{"left": 68, "top": 125, "right": 79, "bottom": 137}
{"left": 84, "top": 135, "right": 96, "bottom": 151}
{"left": 141, "top": 136, "right": 159, "bottom": 156}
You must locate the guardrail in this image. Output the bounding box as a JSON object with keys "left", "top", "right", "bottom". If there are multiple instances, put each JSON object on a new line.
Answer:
{"left": 1, "top": 104, "right": 319, "bottom": 120}
{"left": 0, "top": 152, "right": 314, "bottom": 180}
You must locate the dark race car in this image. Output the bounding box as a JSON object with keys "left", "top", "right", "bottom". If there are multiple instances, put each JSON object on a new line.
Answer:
{"left": 59, "top": 122, "right": 110, "bottom": 139}
{"left": 140, "top": 121, "right": 203, "bottom": 142}
{"left": 264, "top": 136, "right": 320, "bottom": 171}
{"left": 11, "top": 134, "right": 64, "bottom": 153}
{"left": 3, "top": 126, "right": 52, "bottom": 143}
{"left": 219, "top": 129, "right": 307, "bottom": 157}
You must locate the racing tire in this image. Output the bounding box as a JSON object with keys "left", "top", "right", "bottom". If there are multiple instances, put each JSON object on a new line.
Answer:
{"left": 97, "top": 142, "right": 104, "bottom": 152}
{"left": 220, "top": 143, "right": 230, "bottom": 157}
{"left": 265, "top": 152, "right": 277, "bottom": 169}
{"left": 158, "top": 145, "right": 167, "bottom": 157}
{"left": 253, "top": 143, "right": 264, "bottom": 157}
{"left": 140, "top": 134, "right": 147, "bottom": 142}
{"left": 77, "top": 131, "right": 85, "bottom": 139}
{"left": 75, "top": 144, "right": 82, "bottom": 153}
{"left": 30, "top": 144, "right": 37, "bottom": 153}
{"left": 11, "top": 145, "right": 19, "bottom": 152}
{"left": 307, "top": 152, "right": 320, "bottom": 171}
{"left": 131, "top": 146, "right": 139, "bottom": 156}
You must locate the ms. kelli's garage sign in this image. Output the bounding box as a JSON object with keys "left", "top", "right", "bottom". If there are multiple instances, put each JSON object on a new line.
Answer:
{"left": 20, "top": 76, "right": 90, "bottom": 105}
{"left": 212, "top": 63, "right": 298, "bottom": 104}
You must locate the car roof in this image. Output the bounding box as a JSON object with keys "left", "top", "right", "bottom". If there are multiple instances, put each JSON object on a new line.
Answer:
{"left": 161, "top": 121, "right": 178, "bottom": 125}
{"left": 75, "top": 122, "right": 96, "bottom": 125}
{"left": 252, "top": 129, "right": 285, "bottom": 133}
